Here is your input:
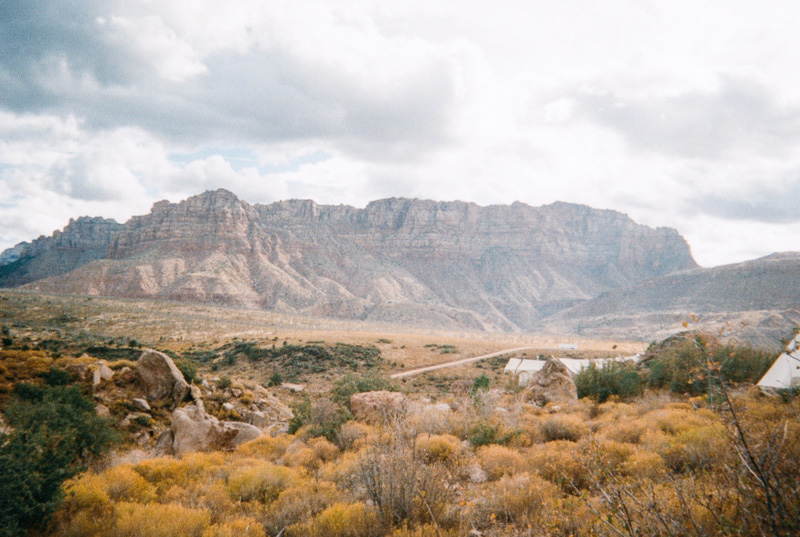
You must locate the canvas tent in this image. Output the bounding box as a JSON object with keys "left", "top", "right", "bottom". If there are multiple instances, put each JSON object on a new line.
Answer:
{"left": 505, "top": 355, "right": 640, "bottom": 386}
{"left": 757, "top": 334, "right": 800, "bottom": 389}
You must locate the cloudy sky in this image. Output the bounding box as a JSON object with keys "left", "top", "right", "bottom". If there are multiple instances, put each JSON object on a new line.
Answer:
{"left": 2, "top": 0, "right": 799, "bottom": 267}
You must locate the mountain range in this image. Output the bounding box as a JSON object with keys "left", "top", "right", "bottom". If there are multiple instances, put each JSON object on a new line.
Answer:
{"left": 1, "top": 189, "right": 796, "bottom": 345}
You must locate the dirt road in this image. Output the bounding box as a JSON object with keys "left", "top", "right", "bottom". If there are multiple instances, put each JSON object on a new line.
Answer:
{"left": 390, "top": 346, "right": 538, "bottom": 379}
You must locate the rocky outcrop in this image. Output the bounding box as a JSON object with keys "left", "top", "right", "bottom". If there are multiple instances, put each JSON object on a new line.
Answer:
{"left": 1, "top": 189, "right": 698, "bottom": 331}
{"left": 350, "top": 390, "right": 408, "bottom": 423}
{"left": 523, "top": 358, "right": 577, "bottom": 406}
{"left": 135, "top": 350, "right": 190, "bottom": 406}
{"left": 170, "top": 402, "right": 239, "bottom": 457}
{"left": 0, "top": 217, "right": 122, "bottom": 286}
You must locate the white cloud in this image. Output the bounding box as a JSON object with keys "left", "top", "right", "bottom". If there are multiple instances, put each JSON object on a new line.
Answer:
{"left": 3, "top": 1, "right": 800, "bottom": 268}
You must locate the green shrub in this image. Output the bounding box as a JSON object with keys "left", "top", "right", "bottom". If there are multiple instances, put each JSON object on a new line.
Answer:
{"left": 217, "top": 376, "right": 232, "bottom": 390}
{"left": 0, "top": 385, "right": 117, "bottom": 535}
{"left": 330, "top": 373, "right": 395, "bottom": 409}
{"left": 175, "top": 359, "right": 198, "bottom": 384}
{"left": 715, "top": 345, "right": 774, "bottom": 384}
{"left": 575, "top": 361, "right": 641, "bottom": 402}
{"left": 41, "top": 366, "right": 72, "bottom": 387}
{"left": 643, "top": 337, "right": 775, "bottom": 395}
{"left": 472, "top": 374, "right": 490, "bottom": 395}
{"left": 289, "top": 397, "right": 350, "bottom": 442}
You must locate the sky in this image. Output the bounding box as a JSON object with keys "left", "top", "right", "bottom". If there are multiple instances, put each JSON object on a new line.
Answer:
{"left": 2, "top": 1, "right": 800, "bottom": 267}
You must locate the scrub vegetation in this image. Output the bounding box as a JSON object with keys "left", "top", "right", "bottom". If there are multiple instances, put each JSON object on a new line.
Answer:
{"left": 0, "top": 292, "right": 797, "bottom": 536}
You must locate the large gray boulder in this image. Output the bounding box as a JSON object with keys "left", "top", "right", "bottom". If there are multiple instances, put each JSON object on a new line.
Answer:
{"left": 135, "top": 350, "right": 190, "bottom": 406}
{"left": 223, "top": 421, "right": 263, "bottom": 447}
{"left": 170, "top": 402, "right": 238, "bottom": 457}
{"left": 522, "top": 358, "right": 577, "bottom": 405}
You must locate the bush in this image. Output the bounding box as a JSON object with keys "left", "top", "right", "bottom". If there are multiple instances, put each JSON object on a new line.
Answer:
{"left": 289, "top": 397, "right": 350, "bottom": 442}
{"left": 575, "top": 361, "right": 641, "bottom": 402}
{"left": 477, "top": 445, "right": 525, "bottom": 480}
{"left": 330, "top": 372, "right": 395, "bottom": 409}
{"left": 472, "top": 472, "right": 559, "bottom": 527}
{"left": 41, "top": 366, "right": 72, "bottom": 386}
{"left": 467, "top": 421, "right": 499, "bottom": 447}
{"left": 0, "top": 385, "right": 117, "bottom": 535}
{"left": 226, "top": 462, "right": 301, "bottom": 504}
{"left": 293, "top": 502, "right": 381, "bottom": 537}
{"left": 201, "top": 517, "right": 265, "bottom": 537}
{"left": 471, "top": 374, "right": 490, "bottom": 395}
{"left": 539, "top": 415, "right": 588, "bottom": 443}
{"left": 175, "top": 359, "right": 198, "bottom": 384}
{"left": 112, "top": 502, "right": 211, "bottom": 537}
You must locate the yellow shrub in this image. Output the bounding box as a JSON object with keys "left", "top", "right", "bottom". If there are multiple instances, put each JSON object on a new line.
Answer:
{"left": 226, "top": 461, "right": 302, "bottom": 503}
{"left": 592, "top": 439, "right": 635, "bottom": 474}
{"left": 472, "top": 472, "right": 560, "bottom": 527}
{"left": 620, "top": 448, "right": 666, "bottom": 479}
{"left": 538, "top": 414, "right": 588, "bottom": 442}
{"left": 416, "top": 434, "right": 463, "bottom": 465}
{"left": 337, "top": 421, "right": 376, "bottom": 450}
{"left": 265, "top": 480, "right": 338, "bottom": 531}
{"left": 133, "top": 457, "right": 186, "bottom": 491}
{"left": 291, "top": 502, "right": 381, "bottom": 537}
{"left": 477, "top": 445, "right": 525, "bottom": 480}
{"left": 283, "top": 444, "right": 319, "bottom": 469}
{"left": 318, "top": 451, "right": 361, "bottom": 484}
{"left": 108, "top": 359, "right": 138, "bottom": 370}
{"left": 528, "top": 440, "right": 589, "bottom": 492}
{"left": 63, "top": 474, "right": 110, "bottom": 512}
{"left": 390, "top": 523, "right": 459, "bottom": 537}
{"left": 601, "top": 420, "right": 646, "bottom": 444}
{"left": 103, "top": 465, "right": 157, "bottom": 503}
{"left": 198, "top": 483, "right": 234, "bottom": 516}
{"left": 112, "top": 502, "right": 211, "bottom": 537}
{"left": 655, "top": 422, "right": 728, "bottom": 472}
{"left": 308, "top": 436, "right": 339, "bottom": 462}
{"left": 201, "top": 517, "right": 265, "bottom": 537}
{"left": 236, "top": 433, "right": 294, "bottom": 460}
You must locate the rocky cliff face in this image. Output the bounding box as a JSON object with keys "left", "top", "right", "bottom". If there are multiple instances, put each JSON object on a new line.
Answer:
{"left": 0, "top": 217, "right": 123, "bottom": 287}
{"left": 0, "top": 189, "right": 697, "bottom": 330}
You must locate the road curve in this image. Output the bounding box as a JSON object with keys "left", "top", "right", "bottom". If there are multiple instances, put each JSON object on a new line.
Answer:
{"left": 390, "top": 347, "right": 539, "bottom": 379}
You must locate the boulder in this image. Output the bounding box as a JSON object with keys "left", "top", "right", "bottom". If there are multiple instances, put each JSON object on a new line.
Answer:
{"left": 189, "top": 385, "right": 202, "bottom": 401}
{"left": 256, "top": 392, "right": 293, "bottom": 421}
{"left": 522, "top": 358, "right": 577, "bottom": 406}
{"left": 467, "top": 462, "right": 488, "bottom": 484}
{"left": 132, "top": 398, "right": 151, "bottom": 412}
{"left": 170, "top": 402, "right": 238, "bottom": 457}
{"left": 223, "top": 421, "right": 263, "bottom": 447}
{"left": 93, "top": 361, "right": 114, "bottom": 386}
{"left": 350, "top": 390, "right": 408, "bottom": 423}
{"left": 94, "top": 404, "right": 111, "bottom": 418}
{"left": 154, "top": 430, "right": 175, "bottom": 456}
{"left": 244, "top": 410, "right": 270, "bottom": 429}
{"left": 135, "top": 350, "right": 190, "bottom": 406}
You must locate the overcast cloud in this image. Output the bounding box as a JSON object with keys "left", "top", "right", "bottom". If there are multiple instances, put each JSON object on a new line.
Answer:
{"left": 2, "top": 0, "right": 800, "bottom": 267}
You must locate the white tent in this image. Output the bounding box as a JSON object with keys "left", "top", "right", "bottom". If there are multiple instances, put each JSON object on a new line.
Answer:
{"left": 757, "top": 334, "right": 800, "bottom": 389}
{"left": 505, "top": 355, "right": 641, "bottom": 386}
